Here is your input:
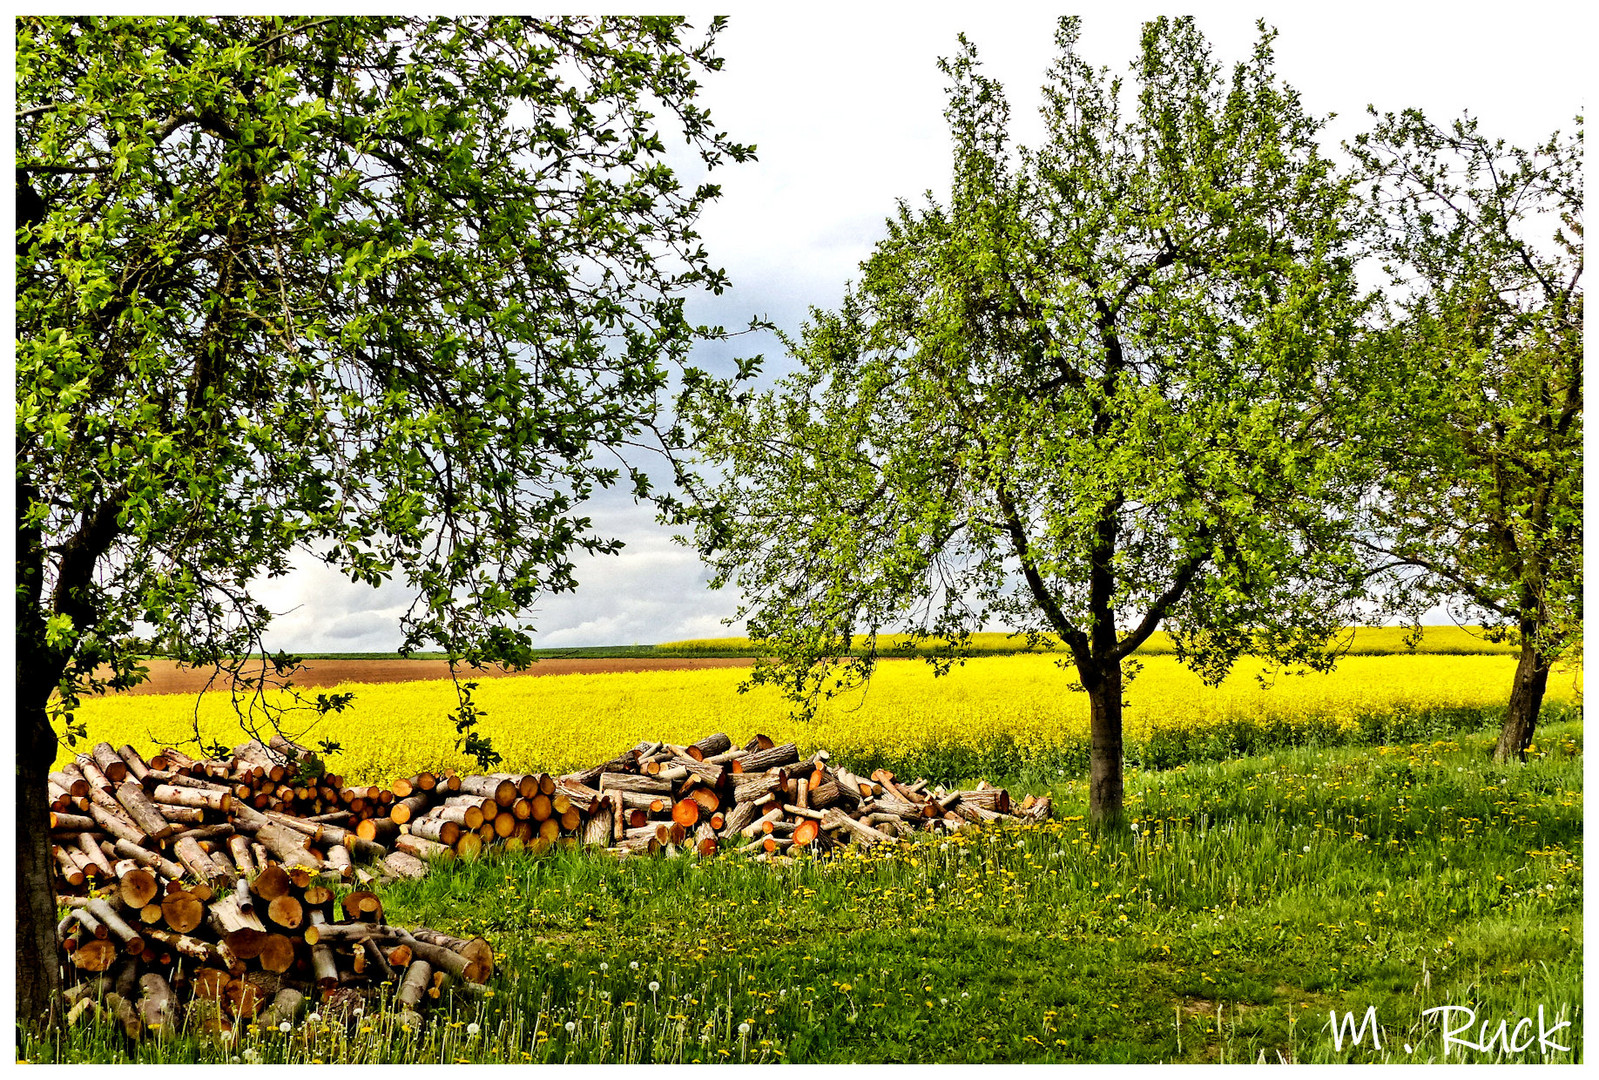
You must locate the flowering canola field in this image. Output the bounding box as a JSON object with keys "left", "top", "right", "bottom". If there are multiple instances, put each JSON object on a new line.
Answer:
{"left": 62, "top": 654, "right": 1580, "bottom": 784}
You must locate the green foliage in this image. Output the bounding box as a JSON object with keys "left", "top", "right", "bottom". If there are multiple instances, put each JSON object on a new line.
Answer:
{"left": 686, "top": 18, "right": 1378, "bottom": 796}
{"left": 1350, "top": 111, "right": 1582, "bottom": 669}
{"left": 15, "top": 16, "right": 753, "bottom": 750}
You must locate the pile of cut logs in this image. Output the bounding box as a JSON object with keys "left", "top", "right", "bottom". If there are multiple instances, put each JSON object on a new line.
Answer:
{"left": 59, "top": 857, "right": 491, "bottom": 1040}
{"left": 49, "top": 733, "right": 1048, "bottom": 895}
{"left": 48, "top": 731, "right": 1047, "bottom": 1035}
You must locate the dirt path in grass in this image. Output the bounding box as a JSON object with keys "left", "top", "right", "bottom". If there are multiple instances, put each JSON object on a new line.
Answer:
{"left": 93, "top": 656, "right": 758, "bottom": 696}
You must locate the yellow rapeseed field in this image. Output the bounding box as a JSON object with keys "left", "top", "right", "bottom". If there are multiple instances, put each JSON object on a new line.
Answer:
{"left": 61, "top": 654, "right": 1580, "bottom": 784}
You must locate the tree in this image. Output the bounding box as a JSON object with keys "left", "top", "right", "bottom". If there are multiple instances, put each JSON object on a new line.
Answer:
{"left": 685, "top": 17, "right": 1376, "bottom": 827}
{"left": 1351, "top": 111, "right": 1582, "bottom": 761}
{"left": 15, "top": 15, "right": 752, "bottom": 1028}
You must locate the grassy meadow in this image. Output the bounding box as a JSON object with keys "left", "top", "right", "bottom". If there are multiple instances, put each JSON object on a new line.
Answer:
{"left": 28, "top": 718, "right": 1582, "bottom": 1063}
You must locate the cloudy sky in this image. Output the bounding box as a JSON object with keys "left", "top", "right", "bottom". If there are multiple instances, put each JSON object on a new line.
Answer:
{"left": 255, "top": 3, "right": 1587, "bottom": 652}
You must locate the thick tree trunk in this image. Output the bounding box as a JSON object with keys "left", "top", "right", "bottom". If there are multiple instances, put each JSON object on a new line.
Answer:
{"left": 1085, "top": 662, "right": 1125, "bottom": 829}
{"left": 1495, "top": 637, "right": 1551, "bottom": 763}
{"left": 17, "top": 695, "right": 64, "bottom": 1031}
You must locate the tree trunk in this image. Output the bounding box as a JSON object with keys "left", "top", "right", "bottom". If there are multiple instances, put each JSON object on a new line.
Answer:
{"left": 17, "top": 694, "right": 64, "bottom": 1031}
{"left": 1495, "top": 637, "right": 1552, "bottom": 763}
{"left": 1085, "top": 662, "right": 1125, "bottom": 829}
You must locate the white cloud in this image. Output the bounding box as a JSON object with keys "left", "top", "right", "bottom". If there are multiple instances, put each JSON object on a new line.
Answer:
{"left": 253, "top": 7, "right": 1580, "bottom": 650}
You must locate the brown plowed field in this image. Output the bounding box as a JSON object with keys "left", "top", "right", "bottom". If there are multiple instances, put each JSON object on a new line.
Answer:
{"left": 97, "top": 657, "right": 757, "bottom": 696}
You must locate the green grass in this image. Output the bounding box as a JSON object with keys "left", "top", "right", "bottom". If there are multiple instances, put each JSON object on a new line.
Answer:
{"left": 27, "top": 715, "right": 1582, "bottom": 1063}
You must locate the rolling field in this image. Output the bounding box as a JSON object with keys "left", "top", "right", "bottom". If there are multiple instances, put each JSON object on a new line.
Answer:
{"left": 61, "top": 652, "right": 1581, "bottom": 785}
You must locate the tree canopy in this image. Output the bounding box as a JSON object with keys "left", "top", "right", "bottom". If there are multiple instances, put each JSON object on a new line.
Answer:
{"left": 687, "top": 17, "right": 1378, "bottom": 825}
{"left": 1351, "top": 110, "right": 1582, "bottom": 759}
{"left": 15, "top": 14, "right": 751, "bottom": 1027}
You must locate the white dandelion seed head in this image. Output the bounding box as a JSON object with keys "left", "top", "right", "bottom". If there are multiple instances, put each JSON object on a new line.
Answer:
{"left": 467, "top": 1022, "right": 480, "bottom": 1036}
{"left": 599, "top": 962, "right": 608, "bottom": 971}
{"left": 649, "top": 981, "right": 660, "bottom": 992}
{"left": 307, "top": 1012, "right": 321, "bottom": 1023}
{"left": 565, "top": 1021, "right": 576, "bottom": 1033}
{"left": 739, "top": 1023, "right": 751, "bottom": 1035}
{"left": 629, "top": 961, "right": 639, "bottom": 970}
{"left": 279, "top": 1021, "right": 292, "bottom": 1033}
{"left": 1303, "top": 845, "right": 1312, "bottom": 853}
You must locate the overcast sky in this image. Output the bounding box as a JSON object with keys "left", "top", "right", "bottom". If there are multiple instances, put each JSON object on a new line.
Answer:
{"left": 254, "top": 3, "right": 1588, "bottom": 652}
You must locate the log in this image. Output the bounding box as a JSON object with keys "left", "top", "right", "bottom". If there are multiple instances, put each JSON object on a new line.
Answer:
{"left": 598, "top": 773, "right": 673, "bottom": 796}
{"left": 457, "top": 776, "right": 517, "bottom": 806}
{"left": 740, "top": 807, "right": 785, "bottom": 838}
{"left": 72, "top": 939, "right": 118, "bottom": 972}
{"left": 582, "top": 804, "right": 614, "bottom": 847}
{"left": 395, "top": 929, "right": 477, "bottom": 982}
{"left": 257, "top": 933, "right": 298, "bottom": 974}
{"left": 733, "top": 742, "right": 800, "bottom": 773}
{"left": 51, "top": 769, "right": 91, "bottom": 799}
{"left": 396, "top": 959, "right": 432, "bottom": 1016}
{"left": 395, "top": 833, "right": 454, "bottom": 862}
{"left": 311, "top": 942, "right": 340, "bottom": 991}
{"left": 821, "top": 807, "right": 898, "bottom": 847}
{"left": 136, "top": 972, "right": 180, "bottom": 1032}
{"left": 687, "top": 732, "right": 733, "bottom": 761}
{"left": 408, "top": 929, "right": 494, "bottom": 983}
{"left": 387, "top": 792, "right": 432, "bottom": 824}
{"left": 117, "top": 744, "right": 152, "bottom": 782}
{"left": 671, "top": 798, "right": 701, "bottom": 828}
{"left": 407, "top": 817, "right": 460, "bottom": 847}
{"left": 363, "top": 938, "right": 398, "bottom": 984}
{"left": 86, "top": 898, "right": 145, "bottom": 953}
{"left": 114, "top": 864, "right": 159, "bottom": 910}
{"left": 383, "top": 850, "right": 429, "bottom": 881}
{"left": 89, "top": 802, "right": 150, "bottom": 848}
{"left": 258, "top": 986, "right": 306, "bottom": 1029}
{"left": 90, "top": 743, "right": 130, "bottom": 784}
{"left": 152, "top": 783, "right": 230, "bottom": 812}
{"left": 114, "top": 782, "right": 179, "bottom": 841}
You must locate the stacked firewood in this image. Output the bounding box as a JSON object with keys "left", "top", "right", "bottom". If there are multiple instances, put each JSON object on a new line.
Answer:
{"left": 566, "top": 733, "right": 1053, "bottom": 859}
{"left": 58, "top": 844, "right": 492, "bottom": 1040}
{"left": 48, "top": 733, "right": 1051, "bottom": 897}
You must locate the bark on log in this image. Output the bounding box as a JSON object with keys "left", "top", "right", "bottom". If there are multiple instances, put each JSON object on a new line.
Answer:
{"left": 598, "top": 773, "right": 673, "bottom": 795}
{"left": 257, "top": 986, "right": 306, "bottom": 1029}
{"left": 396, "top": 959, "right": 433, "bottom": 1012}
{"left": 383, "top": 851, "right": 429, "bottom": 880}
{"left": 688, "top": 732, "right": 733, "bottom": 760}
{"left": 734, "top": 742, "right": 800, "bottom": 773}
{"left": 114, "top": 782, "right": 179, "bottom": 841}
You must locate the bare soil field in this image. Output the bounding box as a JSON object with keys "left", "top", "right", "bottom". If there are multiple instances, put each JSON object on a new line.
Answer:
{"left": 96, "top": 656, "right": 757, "bottom": 696}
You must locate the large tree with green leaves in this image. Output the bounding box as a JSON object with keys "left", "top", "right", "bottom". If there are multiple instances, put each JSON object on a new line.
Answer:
{"left": 15, "top": 15, "right": 751, "bottom": 1027}
{"left": 1351, "top": 111, "right": 1582, "bottom": 761}
{"left": 686, "top": 17, "right": 1376, "bottom": 826}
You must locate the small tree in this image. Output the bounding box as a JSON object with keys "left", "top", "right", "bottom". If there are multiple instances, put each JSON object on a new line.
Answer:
{"left": 15, "top": 15, "right": 751, "bottom": 1027}
{"left": 1351, "top": 111, "right": 1582, "bottom": 761}
{"left": 686, "top": 18, "right": 1375, "bottom": 826}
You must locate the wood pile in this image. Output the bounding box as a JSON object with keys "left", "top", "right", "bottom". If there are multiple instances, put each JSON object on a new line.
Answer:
{"left": 49, "top": 730, "right": 1046, "bottom": 1034}
{"left": 50, "top": 733, "right": 1048, "bottom": 897}
{"left": 56, "top": 829, "right": 492, "bottom": 1040}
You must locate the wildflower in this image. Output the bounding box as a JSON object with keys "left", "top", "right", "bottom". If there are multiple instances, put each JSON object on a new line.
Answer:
{"left": 649, "top": 981, "right": 660, "bottom": 992}
{"left": 565, "top": 1021, "right": 577, "bottom": 1033}
{"left": 467, "top": 1022, "right": 480, "bottom": 1037}
{"left": 629, "top": 961, "right": 639, "bottom": 970}
{"left": 1303, "top": 845, "right": 1311, "bottom": 853}
{"left": 599, "top": 962, "right": 608, "bottom": 972}
{"left": 279, "top": 1021, "right": 292, "bottom": 1033}
{"left": 739, "top": 1023, "right": 751, "bottom": 1035}
{"left": 307, "top": 1011, "right": 321, "bottom": 1023}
